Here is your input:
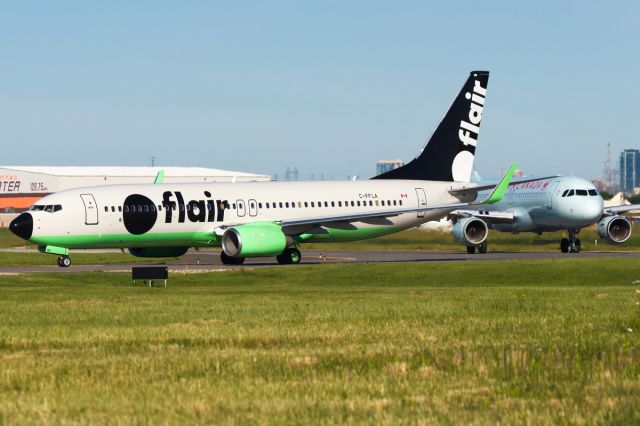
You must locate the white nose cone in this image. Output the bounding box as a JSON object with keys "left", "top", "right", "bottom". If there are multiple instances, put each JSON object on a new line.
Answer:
{"left": 451, "top": 150, "right": 474, "bottom": 182}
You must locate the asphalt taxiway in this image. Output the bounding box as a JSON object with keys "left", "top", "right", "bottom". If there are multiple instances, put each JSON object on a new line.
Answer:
{"left": 1, "top": 250, "right": 640, "bottom": 274}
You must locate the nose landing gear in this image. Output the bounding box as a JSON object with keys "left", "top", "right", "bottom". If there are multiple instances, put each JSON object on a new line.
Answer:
{"left": 465, "top": 240, "right": 488, "bottom": 254}
{"left": 560, "top": 230, "right": 581, "bottom": 253}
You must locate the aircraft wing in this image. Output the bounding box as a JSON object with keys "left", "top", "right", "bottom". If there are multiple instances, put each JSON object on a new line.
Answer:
{"left": 448, "top": 175, "right": 558, "bottom": 197}
{"left": 604, "top": 204, "right": 640, "bottom": 215}
{"left": 447, "top": 209, "right": 515, "bottom": 223}
{"left": 278, "top": 163, "right": 518, "bottom": 231}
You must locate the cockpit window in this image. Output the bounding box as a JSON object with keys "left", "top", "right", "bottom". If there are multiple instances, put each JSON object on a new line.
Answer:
{"left": 561, "top": 190, "right": 569, "bottom": 197}
{"left": 576, "top": 189, "right": 588, "bottom": 196}
{"left": 588, "top": 189, "right": 598, "bottom": 196}
{"left": 566, "top": 190, "right": 575, "bottom": 197}
{"left": 30, "top": 204, "right": 62, "bottom": 212}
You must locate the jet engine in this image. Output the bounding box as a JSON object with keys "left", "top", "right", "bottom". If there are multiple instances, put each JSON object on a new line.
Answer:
{"left": 128, "top": 247, "right": 190, "bottom": 258}
{"left": 452, "top": 217, "right": 488, "bottom": 246}
{"left": 222, "top": 222, "right": 287, "bottom": 258}
{"left": 597, "top": 215, "right": 632, "bottom": 244}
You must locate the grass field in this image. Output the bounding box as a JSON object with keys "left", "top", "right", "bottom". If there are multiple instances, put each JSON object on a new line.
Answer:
{"left": 2, "top": 225, "right": 640, "bottom": 268}
{"left": 302, "top": 226, "right": 640, "bottom": 252}
{"left": 1, "top": 259, "right": 639, "bottom": 423}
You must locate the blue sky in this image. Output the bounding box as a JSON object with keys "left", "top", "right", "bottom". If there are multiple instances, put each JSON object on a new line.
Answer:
{"left": 1, "top": 1, "right": 638, "bottom": 179}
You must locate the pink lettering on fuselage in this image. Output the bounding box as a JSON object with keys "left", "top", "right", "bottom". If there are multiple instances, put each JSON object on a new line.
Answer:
{"left": 508, "top": 180, "right": 550, "bottom": 191}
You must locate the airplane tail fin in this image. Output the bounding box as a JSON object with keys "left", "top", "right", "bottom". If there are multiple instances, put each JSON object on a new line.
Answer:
{"left": 372, "top": 71, "right": 489, "bottom": 182}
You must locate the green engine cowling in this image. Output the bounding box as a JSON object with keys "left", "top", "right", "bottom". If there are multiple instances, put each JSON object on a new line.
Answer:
{"left": 222, "top": 222, "right": 287, "bottom": 258}
{"left": 128, "top": 247, "right": 190, "bottom": 258}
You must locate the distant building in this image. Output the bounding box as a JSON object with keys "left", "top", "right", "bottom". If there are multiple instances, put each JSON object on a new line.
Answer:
{"left": 376, "top": 159, "right": 404, "bottom": 176}
{"left": 619, "top": 150, "right": 640, "bottom": 191}
{"left": 591, "top": 178, "right": 607, "bottom": 193}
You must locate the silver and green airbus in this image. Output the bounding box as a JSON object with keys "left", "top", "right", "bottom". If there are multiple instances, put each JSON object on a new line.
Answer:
{"left": 10, "top": 71, "right": 516, "bottom": 267}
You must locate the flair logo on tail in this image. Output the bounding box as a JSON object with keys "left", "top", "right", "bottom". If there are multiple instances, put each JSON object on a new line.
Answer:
{"left": 372, "top": 71, "right": 490, "bottom": 183}
{"left": 458, "top": 79, "right": 487, "bottom": 147}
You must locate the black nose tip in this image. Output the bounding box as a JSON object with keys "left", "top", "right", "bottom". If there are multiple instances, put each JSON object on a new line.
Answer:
{"left": 9, "top": 212, "right": 33, "bottom": 240}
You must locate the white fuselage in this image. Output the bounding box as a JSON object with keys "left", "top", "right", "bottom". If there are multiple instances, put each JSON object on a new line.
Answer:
{"left": 25, "top": 179, "right": 473, "bottom": 249}
{"left": 477, "top": 176, "right": 604, "bottom": 232}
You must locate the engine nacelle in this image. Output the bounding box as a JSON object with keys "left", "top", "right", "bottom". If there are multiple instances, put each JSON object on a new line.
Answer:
{"left": 128, "top": 247, "right": 189, "bottom": 258}
{"left": 452, "top": 217, "right": 488, "bottom": 246}
{"left": 597, "top": 215, "right": 632, "bottom": 244}
{"left": 222, "top": 222, "right": 287, "bottom": 258}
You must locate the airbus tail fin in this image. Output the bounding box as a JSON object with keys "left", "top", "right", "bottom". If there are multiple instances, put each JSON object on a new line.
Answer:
{"left": 373, "top": 71, "right": 489, "bottom": 182}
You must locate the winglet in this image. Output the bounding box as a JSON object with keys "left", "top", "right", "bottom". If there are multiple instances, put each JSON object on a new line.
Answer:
{"left": 479, "top": 163, "right": 517, "bottom": 204}
{"left": 154, "top": 170, "right": 165, "bottom": 184}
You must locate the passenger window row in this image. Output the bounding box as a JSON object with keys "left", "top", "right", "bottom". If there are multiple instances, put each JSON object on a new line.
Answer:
{"left": 103, "top": 199, "right": 405, "bottom": 214}
{"left": 235, "top": 199, "right": 403, "bottom": 210}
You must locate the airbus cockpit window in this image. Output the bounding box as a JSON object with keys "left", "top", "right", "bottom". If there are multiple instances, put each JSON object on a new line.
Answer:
{"left": 588, "top": 189, "right": 598, "bottom": 196}
{"left": 576, "top": 190, "right": 588, "bottom": 196}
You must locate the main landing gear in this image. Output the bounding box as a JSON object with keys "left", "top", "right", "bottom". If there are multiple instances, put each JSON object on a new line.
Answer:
{"left": 560, "top": 230, "right": 581, "bottom": 253}
{"left": 466, "top": 240, "right": 488, "bottom": 254}
{"left": 219, "top": 247, "right": 302, "bottom": 266}
{"left": 276, "top": 247, "right": 302, "bottom": 265}
{"left": 57, "top": 256, "right": 71, "bottom": 267}
{"left": 220, "top": 251, "right": 245, "bottom": 265}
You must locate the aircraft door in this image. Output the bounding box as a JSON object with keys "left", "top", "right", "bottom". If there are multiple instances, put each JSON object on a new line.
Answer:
{"left": 236, "top": 199, "right": 246, "bottom": 217}
{"left": 248, "top": 199, "right": 258, "bottom": 217}
{"left": 415, "top": 188, "right": 427, "bottom": 218}
{"left": 80, "top": 194, "right": 99, "bottom": 225}
{"left": 546, "top": 180, "right": 560, "bottom": 209}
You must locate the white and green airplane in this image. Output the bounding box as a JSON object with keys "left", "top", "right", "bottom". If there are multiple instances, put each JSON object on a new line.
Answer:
{"left": 10, "top": 71, "right": 516, "bottom": 267}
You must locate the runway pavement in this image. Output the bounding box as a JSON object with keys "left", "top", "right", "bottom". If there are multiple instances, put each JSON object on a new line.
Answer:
{"left": 1, "top": 249, "right": 640, "bottom": 274}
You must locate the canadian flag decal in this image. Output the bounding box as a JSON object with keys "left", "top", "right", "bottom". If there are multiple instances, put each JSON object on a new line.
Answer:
{"left": 400, "top": 194, "right": 408, "bottom": 198}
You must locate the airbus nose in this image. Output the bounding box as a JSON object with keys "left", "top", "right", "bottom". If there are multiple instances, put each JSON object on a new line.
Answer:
{"left": 580, "top": 197, "right": 604, "bottom": 223}
{"left": 9, "top": 212, "right": 33, "bottom": 240}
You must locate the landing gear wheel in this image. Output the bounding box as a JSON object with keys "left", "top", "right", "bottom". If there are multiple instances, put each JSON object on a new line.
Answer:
{"left": 277, "top": 247, "right": 302, "bottom": 265}
{"left": 220, "top": 251, "right": 245, "bottom": 265}
{"left": 560, "top": 238, "right": 569, "bottom": 253}
{"left": 57, "top": 256, "right": 71, "bottom": 268}
{"left": 478, "top": 240, "right": 488, "bottom": 254}
{"left": 466, "top": 245, "right": 476, "bottom": 254}
{"left": 574, "top": 238, "right": 581, "bottom": 253}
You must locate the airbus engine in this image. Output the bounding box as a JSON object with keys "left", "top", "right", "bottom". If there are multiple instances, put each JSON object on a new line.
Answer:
{"left": 597, "top": 215, "right": 632, "bottom": 244}
{"left": 128, "top": 247, "right": 190, "bottom": 258}
{"left": 221, "top": 223, "right": 287, "bottom": 258}
{"left": 452, "top": 217, "right": 488, "bottom": 246}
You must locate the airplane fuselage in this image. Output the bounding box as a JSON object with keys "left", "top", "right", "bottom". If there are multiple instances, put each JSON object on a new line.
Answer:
{"left": 476, "top": 176, "right": 603, "bottom": 233}
{"left": 23, "top": 180, "right": 474, "bottom": 249}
